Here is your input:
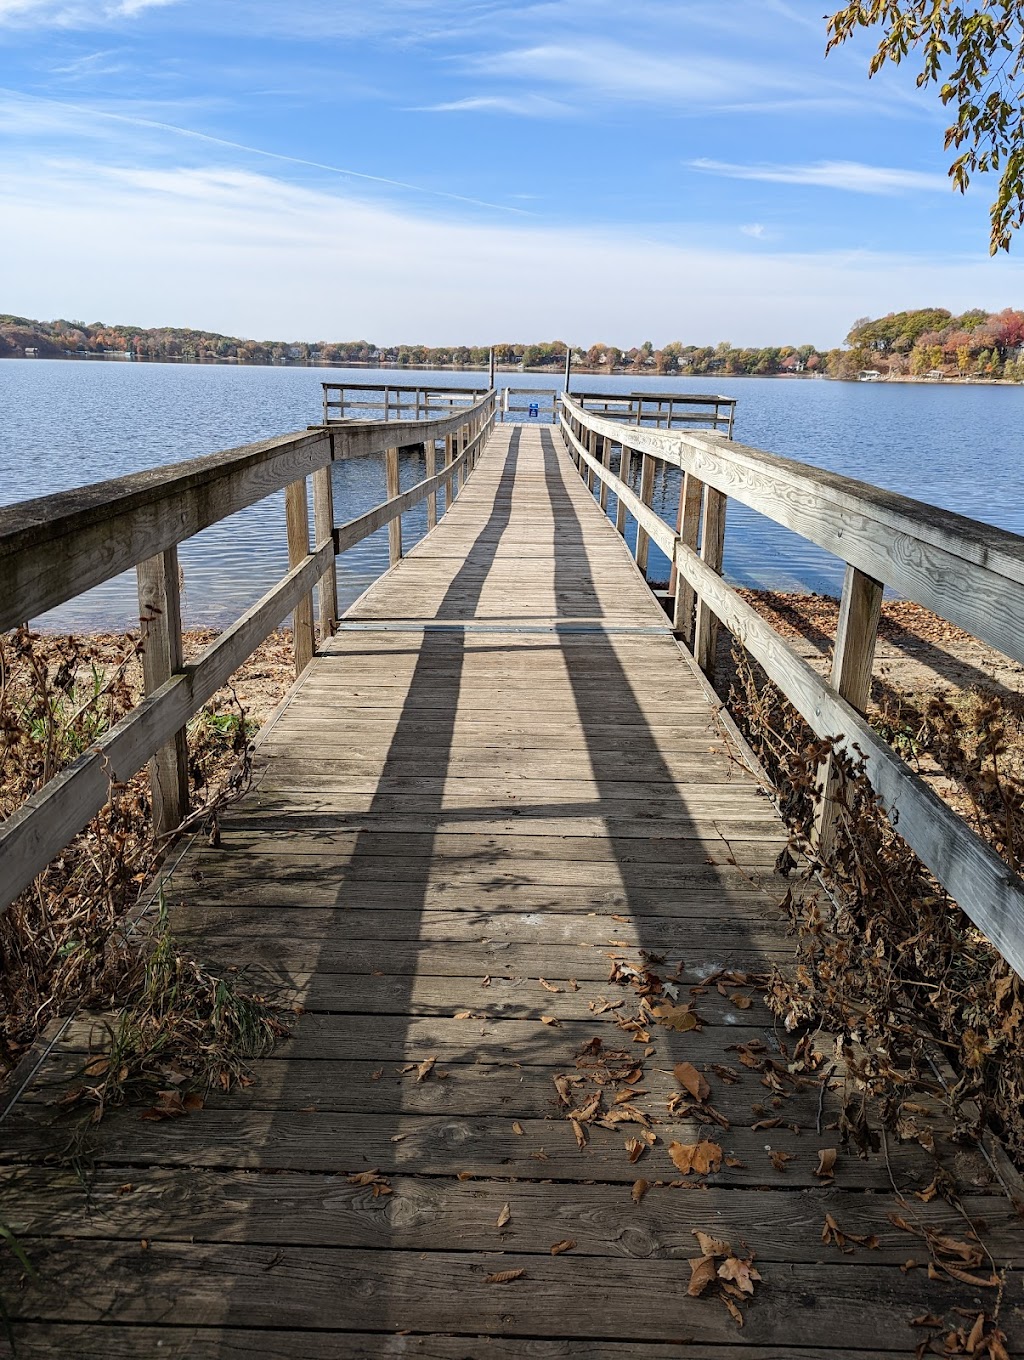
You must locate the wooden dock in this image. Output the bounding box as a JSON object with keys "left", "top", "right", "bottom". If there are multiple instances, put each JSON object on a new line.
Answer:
{"left": 2, "top": 422, "right": 1023, "bottom": 1357}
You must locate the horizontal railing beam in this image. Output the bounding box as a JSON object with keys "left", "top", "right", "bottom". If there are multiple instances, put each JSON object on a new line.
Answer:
{"left": 560, "top": 414, "right": 674, "bottom": 558}
{"left": 0, "top": 536, "right": 336, "bottom": 915}
{"left": 333, "top": 421, "right": 486, "bottom": 555}
{"left": 671, "top": 539, "right": 1024, "bottom": 979}
{"left": 560, "top": 396, "right": 1024, "bottom": 981}
{"left": 0, "top": 394, "right": 495, "bottom": 632}
{"left": 563, "top": 395, "right": 1024, "bottom": 666}
{"left": 0, "top": 429, "right": 332, "bottom": 634}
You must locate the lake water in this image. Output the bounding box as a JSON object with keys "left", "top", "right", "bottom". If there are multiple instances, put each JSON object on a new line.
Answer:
{"left": 2, "top": 359, "right": 1023, "bottom": 631}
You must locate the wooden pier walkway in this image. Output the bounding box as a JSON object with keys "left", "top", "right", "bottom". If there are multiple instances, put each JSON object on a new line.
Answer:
{"left": 2, "top": 421, "right": 1023, "bottom": 1357}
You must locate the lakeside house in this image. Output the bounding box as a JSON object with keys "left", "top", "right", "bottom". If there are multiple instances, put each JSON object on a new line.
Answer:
{"left": 858, "top": 369, "right": 882, "bottom": 381}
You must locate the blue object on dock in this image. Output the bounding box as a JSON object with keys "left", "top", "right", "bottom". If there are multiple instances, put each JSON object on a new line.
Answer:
{"left": 529, "top": 401, "right": 539, "bottom": 417}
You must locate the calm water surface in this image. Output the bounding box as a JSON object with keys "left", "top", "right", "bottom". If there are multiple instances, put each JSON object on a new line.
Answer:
{"left": 2, "top": 359, "right": 1022, "bottom": 630}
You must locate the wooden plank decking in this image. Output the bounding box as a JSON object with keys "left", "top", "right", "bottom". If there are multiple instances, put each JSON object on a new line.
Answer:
{"left": 2, "top": 424, "right": 1022, "bottom": 1357}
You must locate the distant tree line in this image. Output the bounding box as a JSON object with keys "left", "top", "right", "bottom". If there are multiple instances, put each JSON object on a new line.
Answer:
{"left": 837, "top": 307, "right": 1024, "bottom": 380}
{"left": 3, "top": 309, "right": 1024, "bottom": 380}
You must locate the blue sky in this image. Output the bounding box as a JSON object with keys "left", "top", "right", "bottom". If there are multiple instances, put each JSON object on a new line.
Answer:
{"left": 2, "top": 0, "right": 1023, "bottom": 346}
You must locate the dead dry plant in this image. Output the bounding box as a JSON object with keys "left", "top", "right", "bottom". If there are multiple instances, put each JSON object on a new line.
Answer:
{"left": 0, "top": 626, "right": 279, "bottom": 1091}
{"left": 726, "top": 644, "right": 1024, "bottom": 1166}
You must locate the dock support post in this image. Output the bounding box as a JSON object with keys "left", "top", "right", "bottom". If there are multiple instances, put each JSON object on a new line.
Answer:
{"left": 426, "top": 437, "right": 438, "bottom": 529}
{"left": 444, "top": 432, "right": 454, "bottom": 508}
{"left": 694, "top": 487, "right": 727, "bottom": 678}
{"left": 671, "top": 473, "right": 704, "bottom": 644}
{"left": 634, "top": 453, "right": 656, "bottom": 575}
{"left": 285, "top": 478, "right": 316, "bottom": 676}
{"left": 813, "top": 565, "right": 884, "bottom": 857}
{"left": 137, "top": 546, "right": 189, "bottom": 838}
{"left": 312, "top": 462, "right": 338, "bottom": 639}
{"left": 385, "top": 446, "right": 402, "bottom": 564}
{"left": 615, "top": 443, "right": 631, "bottom": 535}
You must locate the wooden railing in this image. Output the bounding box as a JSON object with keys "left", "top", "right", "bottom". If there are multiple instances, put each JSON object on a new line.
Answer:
{"left": 574, "top": 390, "right": 736, "bottom": 435}
{"left": 0, "top": 390, "right": 497, "bottom": 915}
{"left": 322, "top": 381, "right": 483, "bottom": 422}
{"left": 559, "top": 392, "right": 1024, "bottom": 980}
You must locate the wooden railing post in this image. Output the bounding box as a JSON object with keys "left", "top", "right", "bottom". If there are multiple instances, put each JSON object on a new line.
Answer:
{"left": 694, "top": 487, "right": 727, "bottom": 678}
{"left": 599, "top": 435, "right": 612, "bottom": 513}
{"left": 285, "top": 478, "right": 316, "bottom": 675}
{"left": 385, "top": 446, "right": 402, "bottom": 563}
{"left": 426, "top": 438, "right": 438, "bottom": 529}
{"left": 672, "top": 473, "right": 704, "bottom": 644}
{"left": 136, "top": 546, "right": 189, "bottom": 838}
{"left": 616, "top": 443, "right": 632, "bottom": 535}
{"left": 634, "top": 453, "right": 656, "bottom": 575}
{"left": 312, "top": 459, "right": 338, "bottom": 639}
{"left": 813, "top": 565, "right": 884, "bottom": 856}
{"left": 444, "top": 432, "right": 455, "bottom": 507}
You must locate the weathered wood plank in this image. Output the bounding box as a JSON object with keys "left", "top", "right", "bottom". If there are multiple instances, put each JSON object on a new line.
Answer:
{"left": 4, "top": 1243, "right": 1015, "bottom": 1349}
{"left": 0, "top": 1105, "right": 943, "bottom": 1192}
{"left": 0, "top": 1330, "right": 928, "bottom": 1360}
{"left": 6, "top": 1166, "right": 1018, "bottom": 1265}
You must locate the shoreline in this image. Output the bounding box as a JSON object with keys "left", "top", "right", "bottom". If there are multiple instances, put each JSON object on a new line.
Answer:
{"left": 4, "top": 354, "right": 1020, "bottom": 386}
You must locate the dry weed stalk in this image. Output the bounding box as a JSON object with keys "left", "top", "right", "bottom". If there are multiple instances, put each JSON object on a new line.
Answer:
{"left": 0, "top": 626, "right": 271, "bottom": 1085}
{"left": 727, "top": 644, "right": 1024, "bottom": 1165}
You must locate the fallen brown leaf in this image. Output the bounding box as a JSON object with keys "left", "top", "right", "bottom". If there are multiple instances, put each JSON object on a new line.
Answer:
{"left": 668, "top": 1140, "right": 722, "bottom": 1176}
{"left": 651, "top": 1001, "right": 700, "bottom": 1032}
{"left": 692, "top": 1230, "right": 732, "bottom": 1258}
{"left": 540, "top": 1015, "right": 559, "bottom": 1027}
{"left": 511, "top": 1121, "right": 525, "bottom": 1136}
{"left": 631, "top": 1179, "right": 650, "bottom": 1204}
{"left": 485, "top": 1269, "right": 525, "bottom": 1284}
{"left": 717, "top": 1256, "right": 761, "bottom": 1295}
{"left": 674, "top": 1062, "right": 711, "bottom": 1102}
{"left": 815, "top": 1148, "right": 838, "bottom": 1179}
{"left": 496, "top": 1203, "right": 511, "bottom": 1228}
{"left": 625, "top": 1137, "right": 646, "bottom": 1164}
{"left": 539, "top": 979, "right": 563, "bottom": 994}
{"left": 721, "top": 1294, "right": 744, "bottom": 1327}
{"left": 687, "top": 1255, "right": 718, "bottom": 1297}
{"left": 416, "top": 1056, "right": 437, "bottom": 1082}
{"left": 550, "top": 1239, "right": 576, "bottom": 1255}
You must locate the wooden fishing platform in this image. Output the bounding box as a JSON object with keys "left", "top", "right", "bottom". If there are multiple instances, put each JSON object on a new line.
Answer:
{"left": 2, "top": 393, "right": 1024, "bottom": 1356}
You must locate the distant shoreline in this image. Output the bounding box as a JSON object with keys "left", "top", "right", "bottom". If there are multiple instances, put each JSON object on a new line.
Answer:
{"left": 4, "top": 354, "right": 1020, "bottom": 386}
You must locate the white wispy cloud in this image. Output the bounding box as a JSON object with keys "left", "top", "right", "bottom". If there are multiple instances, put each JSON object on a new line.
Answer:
{"left": 740, "top": 223, "right": 766, "bottom": 239}
{"left": 690, "top": 158, "right": 952, "bottom": 195}
{"left": 468, "top": 37, "right": 887, "bottom": 114}
{"left": 0, "top": 89, "right": 531, "bottom": 215}
{"left": 0, "top": 0, "right": 176, "bottom": 26}
{"left": 421, "top": 93, "right": 574, "bottom": 117}
{"left": 2, "top": 153, "right": 1020, "bottom": 346}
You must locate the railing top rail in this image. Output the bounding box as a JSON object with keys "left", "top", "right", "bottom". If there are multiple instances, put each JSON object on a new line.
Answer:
{"left": 321, "top": 380, "right": 484, "bottom": 393}
{"left": 0, "top": 392, "right": 495, "bottom": 634}
{"left": 577, "top": 390, "right": 736, "bottom": 406}
{"left": 563, "top": 393, "right": 1024, "bottom": 594}
{"left": 559, "top": 401, "right": 1024, "bottom": 979}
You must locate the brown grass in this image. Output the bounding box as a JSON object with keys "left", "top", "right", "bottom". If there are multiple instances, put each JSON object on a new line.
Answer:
{"left": 0, "top": 626, "right": 294, "bottom": 1088}
{"left": 723, "top": 637, "right": 1024, "bottom": 1166}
